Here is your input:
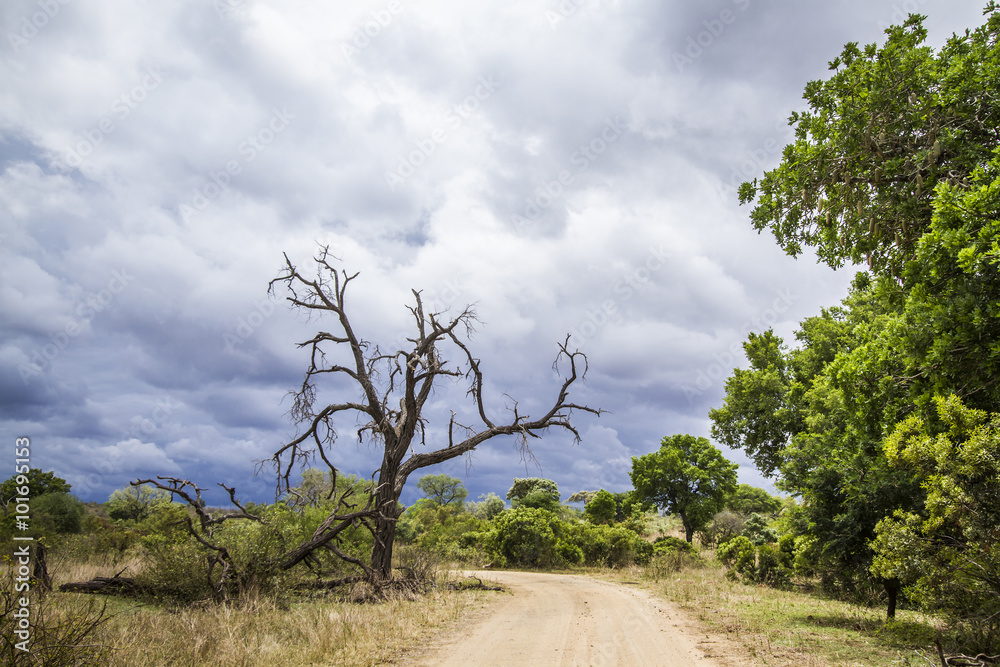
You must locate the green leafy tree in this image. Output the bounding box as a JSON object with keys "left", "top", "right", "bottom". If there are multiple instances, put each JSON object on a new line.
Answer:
{"left": 472, "top": 492, "right": 505, "bottom": 520}
{"left": 583, "top": 489, "right": 616, "bottom": 525}
{"left": 32, "top": 493, "right": 86, "bottom": 534}
{"left": 726, "top": 484, "right": 784, "bottom": 517}
{"left": 416, "top": 474, "right": 468, "bottom": 507}
{"left": 739, "top": 7, "right": 1000, "bottom": 278}
{"left": 106, "top": 483, "right": 172, "bottom": 522}
{"left": 630, "top": 435, "right": 738, "bottom": 543}
{"left": 711, "top": 280, "right": 923, "bottom": 616}
{"left": 871, "top": 395, "right": 1000, "bottom": 653}
{"left": 0, "top": 469, "right": 71, "bottom": 514}
{"left": 718, "top": 6, "right": 1000, "bottom": 624}
{"left": 506, "top": 478, "right": 560, "bottom": 507}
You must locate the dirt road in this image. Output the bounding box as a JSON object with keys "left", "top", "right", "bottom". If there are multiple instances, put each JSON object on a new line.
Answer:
{"left": 406, "top": 570, "right": 726, "bottom": 666}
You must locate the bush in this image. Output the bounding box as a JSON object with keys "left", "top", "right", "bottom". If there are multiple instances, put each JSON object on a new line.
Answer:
{"left": 698, "top": 510, "right": 745, "bottom": 547}
{"left": 564, "top": 522, "right": 651, "bottom": 567}
{"left": 653, "top": 536, "right": 696, "bottom": 555}
{"left": 486, "top": 508, "right": 560, "bottom": 568}
{"left": 136, "top": 535, "right": 217, "bottom": 603}
{"left": 741, "top": 513, "right": 778, "bottom": 546}
{"left": 717, "top": 535, "right": 792, "bottom": 586}
{"left": 556, "top": 540, "right": 584, "bottom": 565}
{"left": 584, "top": 489, "right": 616, "bottom": 525}
{"left": 32, "top": 493, "right": 86, "bottom": 535}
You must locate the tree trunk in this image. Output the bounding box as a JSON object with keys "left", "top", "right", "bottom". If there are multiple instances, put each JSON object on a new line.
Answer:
{"left": 680, "top": 512, "right": 694, "bottom": 543}
{"left": 369, "top": 473, "right": 404, "bottom": 580}
{"left": 884, "top": 577, "right": 899, "bottom": 619}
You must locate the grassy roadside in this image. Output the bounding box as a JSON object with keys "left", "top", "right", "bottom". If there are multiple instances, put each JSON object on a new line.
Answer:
{"left": 603, "top": 557, "right": 944, "bottom": 667}
{"left": 12, "top": 553, "right": 501, "bottom": 667}
{"left": 85, "top": 583, "right": 495, "bottom": 667}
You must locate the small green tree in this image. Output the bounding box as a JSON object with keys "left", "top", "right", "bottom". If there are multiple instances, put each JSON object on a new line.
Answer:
{"left": 630, "top": 434, "right": 738, "bottom": 543}
{"left": 506, "top": 478, "right": 560, "bottom": 507}
{"left": 106, "top": 483, "right": 171, "bottom": 522}
{"left": 0, "top": 469, "right": 71, "bottom": 514}
{"left": 584, "top": 489, "right": 616, "bottom": 525}
{"left": 32, "top": 493, "right": 86, "bottom": 534}
{"left": 472, "top": 492, "right": 505, "bottom": 520}
{"left": 727, "top": 484, "right": 783, "bottom": 517}
{"left": 871, "top": 395, "right": 1000, "bottom": 653}
{"left": 416, "top": 474, "right": 468, "bottom": 507}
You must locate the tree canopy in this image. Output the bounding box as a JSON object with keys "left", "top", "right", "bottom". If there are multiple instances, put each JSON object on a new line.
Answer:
{"left": 630, "top": 434, "right": 738, "bottom": 542}
{"left": 716, "top": 6, "right": 1000, "bottom": 634}
{"left": 1, "top": 469, "right": 71, "bottom": 513}
{"left": 416, "top": 474, "right": 468, "bottom": 507}
{"left": 739, "top": 6, "right": 1000, "bottom": 278}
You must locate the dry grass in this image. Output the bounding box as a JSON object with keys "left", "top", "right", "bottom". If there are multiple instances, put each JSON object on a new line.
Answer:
{"left": 604, "top": 557, "right": 944, "bottom": 667}
{"left": 22, "top": 546, "right": 498, "bottom": 667}
{"left": 81, "top": 583, "right": 493, "bottom": 667}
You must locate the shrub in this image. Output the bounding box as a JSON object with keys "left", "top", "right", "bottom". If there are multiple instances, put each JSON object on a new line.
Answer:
{"left": 698, "top": 510, "right": 745, "bottom": 548}
{"left": 135, "top": 535, "right": 217, "bottom": 603}
{"left": 741, "top": 513, "right": 778, "bottom": 546}
{"left": 486, "top": 508, "right": 560, "bottom": 568}
{"left": 718, "top": 535, "right": 792, "bottom": 586}
{"left": 32, "top": 493, "right": 86, "bottom": 535}
{"left": 556, "top": 540, "right": 584, "bottom": 565}
{"left": 584, "top": 489, "right": 616, "bottom": 525}
{"left": 653, "top": 536, "right": 695, "bottom": 555}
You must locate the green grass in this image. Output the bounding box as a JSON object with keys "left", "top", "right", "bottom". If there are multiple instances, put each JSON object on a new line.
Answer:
{"left": 605, "top": 555, "right": 946, "bottom": 666}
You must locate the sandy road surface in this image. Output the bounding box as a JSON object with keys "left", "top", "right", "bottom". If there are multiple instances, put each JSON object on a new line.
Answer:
{"left": 405, "top": 570, "right": 723, "bottom": 666}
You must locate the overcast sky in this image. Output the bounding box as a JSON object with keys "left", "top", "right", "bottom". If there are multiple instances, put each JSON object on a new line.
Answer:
{"left": 1, "top": 0, "right": 988, "bottom": 507}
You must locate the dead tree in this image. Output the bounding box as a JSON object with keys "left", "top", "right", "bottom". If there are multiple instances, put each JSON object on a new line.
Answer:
{"left": 268, "top": 246, "right": 601, "bottom": 581}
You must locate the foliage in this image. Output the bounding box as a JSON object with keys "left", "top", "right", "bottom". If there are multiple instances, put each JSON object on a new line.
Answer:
{"left": 727, "top": 484, "right": 783, "bottom": 517}
{"left": 517, "top": 488, "right": 562, "bottom": 513}
{"left": 738, "top": 7, "right": 1000, "bottom": 278}
{"left": 32, "top": 493, "right": 86, "bottom": 534}
{"left": 652, "top": 535, "right": 696, "bottom": 555}
{"left": 871, "top": 395, "right": 1000, "bottom": 653}
{"left": 566, "top": 490, "right": 596, "bottom": 504}
{"left": 485, "top": 507, "right": 561, "bottom": 568}
{"left": 415, "top": 474, "right": 468, "bottom": 507}
{"left": 698, "top": 510, "right": 746, "bottom": 548}
{"left": 717, "top": 535, "right": 793, "bottom": 587}
{"left": 471, "top": 492, "right": 505, "bottom": 520}
{"left": 718, "top": 8, "right": 1000, "bottom": 625}
{"left": 583, "top": 489, "right": 616, "bottom": 525}
{"left": 710, "top": 278, "right": 924, "bottom": 613}
{"left": 630, "top": 434, "right": 738, "bottom": 542}
{"left": 137, "top": 535, "right": 220, "bottom": 603}
{"left": 506, "top": 478, "right": 560, "bottom": 507}
{"left": 106, "top": 484, "right": 172, "bottom": 522}
{"left": 0, "top": 469, "right": 71, "bottom": 513}
{"left": 741, "top": 513, "right": 777, "bottom": 546}
{"left": 565, "top": 522, "right": 653, "bottom": 567}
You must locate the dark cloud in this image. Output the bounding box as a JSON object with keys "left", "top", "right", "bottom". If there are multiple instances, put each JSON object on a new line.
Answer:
{"left": 0, "top": 0, "right": 983, "bottom": 505}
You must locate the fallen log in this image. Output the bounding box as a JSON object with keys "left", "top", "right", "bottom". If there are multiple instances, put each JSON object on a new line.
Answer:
{"left": 60, "top": 574, "right": 140, "bottom": 596}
